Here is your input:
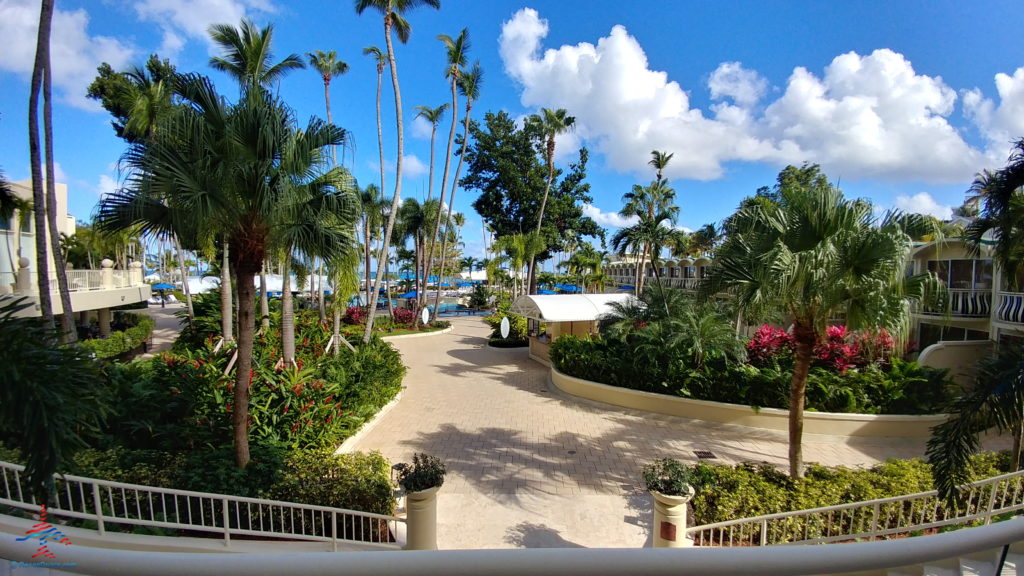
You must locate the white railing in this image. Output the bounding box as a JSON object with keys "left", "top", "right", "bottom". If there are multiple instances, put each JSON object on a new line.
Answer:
{"left": 921, "top": 288, "right": 993, "bottom": 317}
{"left": 688, "top": 468, "right": 1024, "bottom": 547}
{"left": 0, "top": 460, "right": 402, "bottom": 550}
{"left": 3, "top": 518, "right": 1024, "bottom": 576}
{"left": 998, "top": 291, "right": 1024, "bottom": 324}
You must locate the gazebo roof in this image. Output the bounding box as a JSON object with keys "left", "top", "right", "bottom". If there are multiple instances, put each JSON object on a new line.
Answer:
{"left": 508, "top": 293, "right": 637, "bottom": 322}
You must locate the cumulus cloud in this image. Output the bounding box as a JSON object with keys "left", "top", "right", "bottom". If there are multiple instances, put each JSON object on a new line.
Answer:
{"left": 411, "top": 115, "right": 434, "bottom": 140}
{"left": 894, "top": 192, "right": 953, "bottom": 219}
{"left": 582, "top": 204, "right": 637, "bottom": 228}
{"left": 96, "top": 174, "right": 118, "bottom": 198}
{"left": 499, "top": 9, "right": 1004, "bottom": 185}
{"left": 0, "top": 1, "right": 135, "bottom": 109}
{"left": 963, "top": 67, "right": 1024, "bottom": 156}
{"left": 400, "top": 155, "right": 428, "bottom": 179}
{"left": 132, "top": 0, "right": 277, "bottom": 56}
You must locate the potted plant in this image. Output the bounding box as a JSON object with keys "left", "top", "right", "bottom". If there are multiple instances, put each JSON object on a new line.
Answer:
{"left": 642, "top": 458, "right": 701, "bottom": 548}
{"left": 395, "top": 453, "right": 446, "bottom": 550}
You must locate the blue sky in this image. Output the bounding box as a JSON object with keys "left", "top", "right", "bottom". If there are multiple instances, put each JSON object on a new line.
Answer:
{"left": 1, "top": 0, "right": 1023, "bottom": 259}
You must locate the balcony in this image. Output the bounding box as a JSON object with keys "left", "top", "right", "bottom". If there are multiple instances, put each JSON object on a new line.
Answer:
{"left": 1, "top": 258, "right": 150, "bottom": 315}
{"left": 997, "top": 291, "right": 1024, "bottom": 324}
{"left": 921, "top": 289, "right": 993, "bottom": 317}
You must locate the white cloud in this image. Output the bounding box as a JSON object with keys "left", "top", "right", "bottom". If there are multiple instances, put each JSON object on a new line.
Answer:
{"left": 582, "top": 204, "right": 637, "bottom": 228}
{"left": 963, "top": 67, "right": 1024, "bottom": 157}
{"left": 22, "top": 161, "right": 67, "bottom": 183}
{"left": 411, "top": 115, "right": 434, "bottom": 140}
{"left": 0, "top": 1, "right": 135, "bottom": 109}
{"left": 499, "top": 9, "right": 1002, "bottom": 185}
{"left": 400, "top": 155, "right": 428, "bottom": 179}
{"left": 894, "top": 192, "right": 953, "bottom": 219}
{"left": 132, "top": 0, "right": 277, "bottom": 56}
{"left": 96, "top": 174, "right": 118, "bottom": 198}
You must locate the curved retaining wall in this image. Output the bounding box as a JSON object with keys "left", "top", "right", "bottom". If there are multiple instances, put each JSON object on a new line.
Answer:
{"left": 549, "top": 367, "right": 947, "bottom": 438}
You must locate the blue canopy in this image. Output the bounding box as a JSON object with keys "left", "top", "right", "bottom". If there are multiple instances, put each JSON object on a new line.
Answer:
{"left": 398, "top": 291, "right": 418, "bottom": 298}
{"left": 617, "top": 285, "right": 635, "bottom": 291}
{"left": 151, "top": 283, "right": 175, "bottom": 291}
{"left": 456, "top": 282, "right": 473, "bottom": 287}
{"left": 439, "top": 282, "right": 452, "bottom": 287}
{"left": 537, "top": 289, "right": 557, "bottom": 295}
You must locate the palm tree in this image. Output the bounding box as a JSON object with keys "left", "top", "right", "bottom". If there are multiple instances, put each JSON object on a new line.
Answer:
{"left": 649, "top": 149, "right": 674, "bottom": 183}
{"left": 927, "top": 341, "right": 1024, "bottom": 503}
{"left": 359, "top": 183, "right": 384, "bottom": 297}
{"left": 526, "top": 107, "right": 575, "bottom": 293}
{"left": 208, "top": 18, "right": 305, "bottom": 90}
{"left": 414, "top": 104, "right": 447, "bottom": 202}
{"left": 620, "top": 180, "right": 678, "bottom": 296}
{"left": 431, "top": 61, "right": 482, "bottom": 317}
{"left": 98, "top": 75, "right": 350, "bottom": 468}
{"left": 493, "top": 232, "right": 544, "bottom": 298}
{"left": 306, "top": 50, "right": 349, "bottom": 166}
{"left": 459, "top": 256, "right": 477, "bottom": 278}
{"left": 327, "top": 243, "right": 362, "bottom": 356}
{"left": 423, "top": 28, "right": 468, "bottom": 318}
{"left": 699, "top": 165, "right": 944, "bottom": 478}
{"left": 355, "top": 0, "right": 441, "bottom": 343}
{"left": 612, "top": 208, "right": 681, "bottom": 312}
{"left": 965, "top": 141, "right": 1024, "bottom": 291}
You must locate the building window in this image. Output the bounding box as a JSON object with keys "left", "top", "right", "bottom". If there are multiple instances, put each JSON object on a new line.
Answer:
{"left": 927, "top": 259, "right": 993, "bottom": 291}
{"left": 918, "top": 322, "right": 989, "bottom": 351}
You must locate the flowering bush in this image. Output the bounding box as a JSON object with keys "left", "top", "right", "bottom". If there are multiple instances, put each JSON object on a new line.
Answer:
{"left": 342, "top": 306, "right": 367, "bottom": 326}
{"left": 814, "top": 325, "right": 860, "bottom": 372}
{"left": 746, "top": 325, "right": 794, "bottom": 366}
{"left": 391, "top": 307, "right": 417, "bottom": 327}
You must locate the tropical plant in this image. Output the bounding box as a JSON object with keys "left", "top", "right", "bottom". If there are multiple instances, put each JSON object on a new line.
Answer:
{"left": 395, "top": 452, "right": 446, "bottom": 492}
{"left": 927, "top": 342, "right": 1024, "bottom": 503}
{"left": 642, "top": 457, "right": 702, "bottom": 496}
{"left": 208, "top": 18, "right": 305, "bottom": 90}
{"left": 526, "top": 107, "right": 575, "bottom": 293}
{"left": 306, "top": 49, "right": 348, "bottom": 165}
{"left": 612, "top": 208, "right": 684, "bottom": 313}
{"left": 700, "top": 164, "right": 944, "bottom": 478}
{"left": 354, "top": 0, "right": 442, "bottom": 343}
{"left": 965, "top": 141, "right": 1024, "bottom": 290}
{"left": 619, "top": 178, "right": 679, "bottom": 296}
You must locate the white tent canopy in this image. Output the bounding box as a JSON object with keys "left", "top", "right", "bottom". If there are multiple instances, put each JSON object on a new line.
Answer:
{"left": 509, "top": 293, "right": 637, "bottom": 323}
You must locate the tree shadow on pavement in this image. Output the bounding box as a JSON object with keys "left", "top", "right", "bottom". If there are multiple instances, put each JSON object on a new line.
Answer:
{"left": 505, "top": 522, "right": 584, "bottom": 548}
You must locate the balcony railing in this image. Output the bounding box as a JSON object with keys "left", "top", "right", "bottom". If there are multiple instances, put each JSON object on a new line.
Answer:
{"left": 0, "top": 459, "right": 402, "bottom": 550}
{"left": 687, "top": 468, "right": 1024, "bottom": 547}
{"left": 921, "top": 288, "right": 993, "bottom": 317}
{"left": 997, "top": 291, "right": 1024, "bottom": 324}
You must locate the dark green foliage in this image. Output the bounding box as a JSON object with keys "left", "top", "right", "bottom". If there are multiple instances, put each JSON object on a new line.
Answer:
{"left": 467, "top": 284, "right": 491, "bottom": 309}
{"left": 483, "top": 302, "right": 528, "bottom": 347}
{"left": 172, "top": 290, "right": 224, "bottom": 351}
{"left": 0, "top": 299, "right": 109, "bottom": 500}
{"left": 642, "top": 458, "right": 702, "bottom": 495}
{"left": 396, "top": 453, "right": 446, "bottom": 493}
{"left": 690, "top": 455, "right": 1007, "bottom": 530}
{"left": 78, "top": 313, "right": 155, "bottom": 359}
{"left": 463, "top": 111, "right": 603, "bottom": 263}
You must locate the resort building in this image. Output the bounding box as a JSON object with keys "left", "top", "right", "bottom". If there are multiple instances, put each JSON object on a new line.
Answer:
{"left": 0, "top": 180, "right": 151, "bottom": 334}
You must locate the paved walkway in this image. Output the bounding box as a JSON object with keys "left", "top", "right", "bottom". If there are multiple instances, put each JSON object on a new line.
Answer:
{"left": 139, "top": 302, "right": 186, "bottom": 358}
{"left": 344, "top": 316, "right": 976, "bottom": 550}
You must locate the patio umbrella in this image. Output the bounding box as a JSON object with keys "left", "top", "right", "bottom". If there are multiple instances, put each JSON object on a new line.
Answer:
{"left": 617, "top": 285, "right": 635, "bottom": 291}
{"left": 151, "top": 283, "right": 176, "bottom": 291}
{"left": 537, "top": 289, "right": 557, "bottom": 295}
{"left": 456, "top": 282, "right": 473, "bottom": 287}
{"left": 398, "top": 291, "right": 418, "bottom": 299}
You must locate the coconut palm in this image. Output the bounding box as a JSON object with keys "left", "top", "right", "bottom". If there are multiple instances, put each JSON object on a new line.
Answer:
{"left": 97, "top": 75, "right": 350, "bottom": 468}
{"left": 493, "top": 232, "right": 544, "bottom": 298}
{"left": 209, "top": 19, "right": 305, "bottom": 90}
{"left": 355, "top": 0, "right": 441, "bottom": 343}
{"left": 423, "top": 28, "right": 468, "bottom": 318}
{"left": 306, "top": 50, "right": 349, "bottom": 166}
{"left": 359, "top": 183, "right": 384, "bottom": 296}
{"left": 431, "top": 61, "right": 482, "bottom": 317}
{"left": 699, "top": 165, "right": 944, "bottom": 478}
{"left": 612, "top": 208, "right": 681, "bottom": 312}
{"left": 927, "top": 342, "right": 1024, "bottom": 503}
{"left": 397, "top": 197, "right": 442, "bottom": 312}
{"left": 620, "top": 180, "right": 678, "bottom": 296}
{"left": 649, "top": 149, "right": 674, "bottom": 183}
{"left": 327, "top": 243, "right": 362, "bottom": 356}
{"left": 415, "top": 104, "right": 448, "bottom": 202}
{"left": 526, "top": 107, "right": 575, "bottom": 293}
{"left": 965, "top": 141, "right": 1024, "bottom": 290}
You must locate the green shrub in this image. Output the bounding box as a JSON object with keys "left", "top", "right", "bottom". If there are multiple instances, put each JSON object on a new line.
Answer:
{"left": 267, "top": 449, "right": 395, "bottom": 515}
{"left": 79, "top": 313, "right": 155, "bottom": 359}
{"left": 642, "top": 458, "right": 702, "bottom": 495}
{"left": 395, "top": 453, "right": 446, "bottom": 493}
{"left": 483, "top": 304, "right": 528, "bottom": 344}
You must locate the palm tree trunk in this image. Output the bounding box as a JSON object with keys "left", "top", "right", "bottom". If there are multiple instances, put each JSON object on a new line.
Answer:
{"left": 1013, "top": 420, "right": 1023, "bottom": 471}
{"left": 528, "top": 149, "right": 556, "bottom": 295}
{"left": 363, "top": 215, "right": 372, "bottom": 299}
{"left": 232, "top": 266, "right": 257, "bottom": 469}
{"left": 423, "top": 77, "right": 459, "bottom": 316}
{"left": 363, "top": 16, "right": 404, "bottom": 343}
{"left": 282, "top": 252, "right": 295, "bottom": 363}
{"left": 175, "top": 236, "right": 195, "bottom": 326}
{"left": 789, "top": 321, "right": 816, "bottom": 479}
{"left": 42, "top": 45, "right": 75, "bottom": 342}
{"left": 28, "top": 0, "right": 53, "bottom": 330}
{"left": 221, "top": 239, "right": 233, "bottom": 341}
{"left": 317, "top": 258, "right": 326, "bottom": 323}
{"left": 432, "top": 100, "right": 472, "bottom": 318}
{"left": 332, "top": 298, "right": 342, "bottom": 357}
{"left": 259, "top": 261, "right": 270, "bottom": 330}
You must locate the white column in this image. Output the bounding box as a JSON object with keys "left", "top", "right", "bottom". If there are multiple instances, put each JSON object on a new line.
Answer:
{"left": 100, "top": 259, "right": 114, "bottom": 289}
{"left": 405, "top": 486, "right": 439, "bottom": 550}
{"left": 651, "top": 488, "right": 695, "bottom": 548}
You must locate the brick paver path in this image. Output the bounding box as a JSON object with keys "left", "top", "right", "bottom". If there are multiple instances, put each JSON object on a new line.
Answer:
{"left": 344, "top": 316, "right": 957, "bottom": 549}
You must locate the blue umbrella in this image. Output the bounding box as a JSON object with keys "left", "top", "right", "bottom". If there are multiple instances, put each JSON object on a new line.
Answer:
{"left": 537, "top": 289, "right": 557, "bottom": 295}
{"left": 151, "top": 283, "right": 175, "bottom": 291}
{"left": 456, "top": 282, "right": 473, "bottom": 287}
{"left": 398, "top": 291, "right": 418, "bottom": 298}
{"left": 439, "top": 282, "right": 452, "bottom": 288}
{"left": 617, "top": 285, "right": 635, "bottom": 291}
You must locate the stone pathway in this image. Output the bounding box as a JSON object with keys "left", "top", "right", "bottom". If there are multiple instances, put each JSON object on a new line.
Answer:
{"left": 139, "top": 301, "right": 186, "bottom": 358}
{"left": 344, "top": 316, "right": 980, "bottom": 550}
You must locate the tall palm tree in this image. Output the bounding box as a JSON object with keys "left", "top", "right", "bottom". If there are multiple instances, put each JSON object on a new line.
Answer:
{"left": 699, "top": 165, "right": 943, "bottom": 478}
{"left": 431, "top": 61, "right": 482, "bottom": 317}
{"left": 98, "top": 75, "right": 350, "bottom": 468}
{"left": 620, "top": 179, "right": 678, "bottom": 296}
{"left": 649, "top": 149, "right": 674, "bottom": 183}
{"left": 414, "top": 104, "right": 447, "bottom": 202}
{"left": 209, "top": 19, "right": 305, "bottom": 90}
{"left": 359, "top": 183, "right": 384, "bottom": 297}
{"left": 355, "top": 0, "right": 441, "bottom": 343}
{"left": 306, "top": 50, "right": 349, "bottom": 166}
{"left": 965, "top": 141, "right": 1024, "bottom": 291}
{"left": 612, "top": 208, "right": 681, "bottom": 311}
{"left": 526, "top": 107, "right": 575, "bottom": 294}
{"left": 423, "top": 29, "right": 468, "bottom": 318}
{"left": 327, "top": 242, "right": 362, "bottom": 356}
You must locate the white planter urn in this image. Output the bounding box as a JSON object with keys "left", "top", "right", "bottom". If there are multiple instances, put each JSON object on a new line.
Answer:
{"left": 404, "top": 485, "right": 440, "bottom": 550}
{"left": 651, "top": 485, "right": 695, "bottom": 548}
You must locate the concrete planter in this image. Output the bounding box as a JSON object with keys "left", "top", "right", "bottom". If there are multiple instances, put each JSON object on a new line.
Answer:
{"left": 404, "top": 485, "right": 440, "bottom": 550}
{"left": 651, "top": 486, "right": 695, "bottom": 548}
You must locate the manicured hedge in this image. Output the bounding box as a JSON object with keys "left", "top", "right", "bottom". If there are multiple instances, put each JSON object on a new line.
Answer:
{"left": 79, "top": 313, "right": 155, "bottom": 359}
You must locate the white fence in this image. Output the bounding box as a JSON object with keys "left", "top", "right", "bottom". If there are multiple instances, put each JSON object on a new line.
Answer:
{"left": 687, "top": 468, "right": 1024, "bottom": 547}
{"left": 0, "top": 460, "right": 403, "bottom": 550}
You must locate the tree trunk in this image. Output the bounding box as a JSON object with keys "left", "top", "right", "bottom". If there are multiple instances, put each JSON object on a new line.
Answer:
{"left": 789, "top": 321, "right": 816, "bottom": 479}
{"left": 221, "top": 239, "right": 233, "bottom": 341}
{"left": 363, "top": 15, "right": 403, "bottom": 344}
{"left": 432, "top": 99, "right": 472, "bottom": 318}
{"left": 176, "top": 236, "right": 195, "bottom": 326}
{"left": 1013, "top": 420, "right": 1023, "bottom": 471}
{"left": 259, "top": 262, "right": 270, "bottom": 330}
{"left": 232, "top": 266, "right": 257, "bottom": 469}
{"left": 363, "top": 215, "right": 373, "bottom": 301}
{"left": 332, "top": 298, "right": 342, "bottom": 357}
{"left": 423, "top": 77, "right": 459, "bottom": 316}
{"left": 28, "top": 0, "right": 53, "bottom": 330}
{"left": 317, "top": 258, "right": 326, "bottom": 323}
{"left": 282, "top": 252, "right": 295, "bottom": 363}
{"left": 528, "top": 145, "right": 556, "bottom": 296}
